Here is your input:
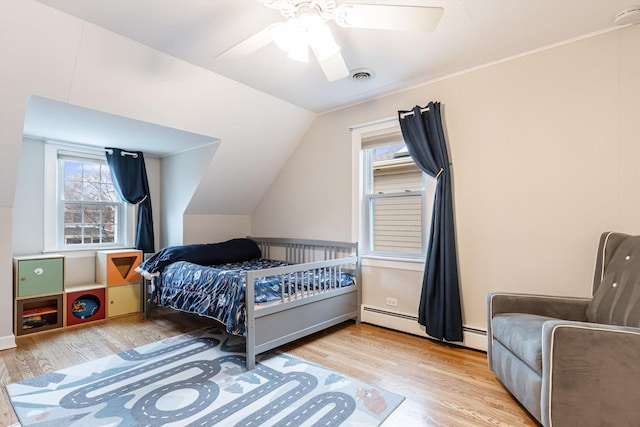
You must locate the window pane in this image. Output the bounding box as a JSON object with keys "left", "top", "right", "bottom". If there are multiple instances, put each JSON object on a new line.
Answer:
{"left": 83, "top": 180, "right": 99, "bottom": 201}
{"left": 63, "top": 160, "right": 83, "bottom": 181}
{"left": 101, "top": 223, "right": 116, "bottom": 243}
{"left": 82, "top": 162, "right": 100, "bottom": 183}
{"left": 101, "top": 164, "right": 113, "bottom": 184}
{"left": 82, "top": 203, "right": 101, "bottom": 224}
{"left": 371, "top": 143, "right": 407, "bottom": 161}
{"left": 101, "top": 204, "right": 116, "bottom": 222}
{"left": 64, "top": 203, "right": 83, "bottom": 223}
{"left": 63, "top": 181, "right": 82, "bottom": 201}
{"left": 101, "top": 183, "right": 119, "bottom": 202}
{"left": 101, "top": 204, "right": 116, "bottom": 244}
{"left": 371, "top": 195, "right": 423, "bottom": 254}
{"left": 62, "top": 161, "right": 82, "bottom": 200}
{"left": 374, "top": 169, "right": 423, "bottom": 193}
{"left": 62, "top": 201, "right": 119, "bottom": 246}
{"left": 63, "top": 227, "right": 83, "bottom": 244}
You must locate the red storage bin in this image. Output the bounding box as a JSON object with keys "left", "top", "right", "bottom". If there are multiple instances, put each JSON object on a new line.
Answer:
{"left": 66, "top": 286, "right": 106, "bottom": 326}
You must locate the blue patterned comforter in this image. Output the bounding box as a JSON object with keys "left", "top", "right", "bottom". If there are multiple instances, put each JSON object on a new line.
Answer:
{"left": 150, "top": 259, "right": 355, "bottom": 336}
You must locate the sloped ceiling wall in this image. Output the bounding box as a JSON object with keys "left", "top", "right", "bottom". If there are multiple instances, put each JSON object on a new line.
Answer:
{"left": 0, "top": 0, "right": 316, "bottom": 340}
{"left": 0, "top": 0, "right": 316, "bottom": 214}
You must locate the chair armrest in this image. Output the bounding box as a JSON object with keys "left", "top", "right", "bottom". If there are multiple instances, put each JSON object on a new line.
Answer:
{"left": 486, "top": 293, "right": 590, "bottom": 371}
{"left": 541, "top": 321, "right": 640, "bottom": 427}
{"left": 488, "top": 292, "right": 590, "bottom": 321}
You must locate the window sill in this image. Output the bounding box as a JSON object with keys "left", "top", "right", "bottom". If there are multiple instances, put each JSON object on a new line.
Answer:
{"left": 361, "top": 255, "right": 425, "bottom": 272}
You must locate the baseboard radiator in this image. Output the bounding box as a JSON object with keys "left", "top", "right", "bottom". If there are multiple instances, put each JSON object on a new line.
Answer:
{"left": 361, "top": 305, "right": 487, "bottom": 352}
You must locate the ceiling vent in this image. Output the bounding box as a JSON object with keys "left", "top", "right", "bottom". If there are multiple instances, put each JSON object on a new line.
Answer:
{"left": 350, "top": 68, "right": 375, "bottom": 82}
{"left": 614, "top": 7, "right": 640, "bottom": 25}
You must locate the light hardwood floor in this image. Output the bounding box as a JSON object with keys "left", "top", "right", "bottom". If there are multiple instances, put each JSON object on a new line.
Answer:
{"left": 0, "top": 310, "right": 538, "bottom": 426}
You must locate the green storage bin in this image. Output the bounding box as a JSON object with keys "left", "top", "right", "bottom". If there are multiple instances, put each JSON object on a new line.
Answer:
{"left": 16, "top": 257, "right": 64, "bottom": 297}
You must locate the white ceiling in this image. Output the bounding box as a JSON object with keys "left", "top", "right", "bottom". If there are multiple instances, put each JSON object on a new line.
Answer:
{"left": 34, "top": 0, "right": 638, "bottom": 114}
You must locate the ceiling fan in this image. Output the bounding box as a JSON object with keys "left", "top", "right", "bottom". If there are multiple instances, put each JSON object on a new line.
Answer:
{"left": 218, "top": 0, "right": 444, "bottom": 81}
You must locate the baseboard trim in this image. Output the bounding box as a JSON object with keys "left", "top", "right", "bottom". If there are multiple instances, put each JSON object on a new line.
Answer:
{"left": 0, "top": 333, "right": 17, "bottom": 351}
{"left": 361, "top": 305, "right": 487, "bottom": 352}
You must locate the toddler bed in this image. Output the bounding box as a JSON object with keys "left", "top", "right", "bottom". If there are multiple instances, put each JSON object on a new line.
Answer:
{"left": 137, "top": 237, "right": 360, "bottom": 369}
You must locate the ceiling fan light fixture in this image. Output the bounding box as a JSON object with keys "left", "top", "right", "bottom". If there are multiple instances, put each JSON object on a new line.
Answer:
{"left": 305, "top": 17, "right": 340, "bottom": 60}
{"left": 270, "top": 12, "right": 339, "bottom": 62}
{"left": 228, "top": 0, "right": 443, "bottom": 82}
{"left": 271, "top": 20, "right": 309, "bottom": 62}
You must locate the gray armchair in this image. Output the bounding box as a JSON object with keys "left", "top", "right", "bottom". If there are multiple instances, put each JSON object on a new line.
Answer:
{"left": 487, "top": 232, "right": 640, "bottom": 427}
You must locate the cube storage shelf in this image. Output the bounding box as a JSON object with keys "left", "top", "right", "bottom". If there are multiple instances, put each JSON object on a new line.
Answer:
{"left": 97, "top": 249, "right": 143, "bottom": 318}
{"left": 17, "top": 294, "right": 64, "bottom": 336}
{"left": 14, "top": 254, "right": 64, "bottom": 298}
{"left": 66, "top": 285, "right": 106, "bottom": 326}
{"left": 96, "top": 249, "right": 142, "bottom": 286}
{"left": 13, "top": 254, "right": 65, "bottom": 336}
{"left": 14, "top": 250, "right": 144, "bottom": 337}
{"left": 107, "top": 283, "right": 142, "bottom": 318}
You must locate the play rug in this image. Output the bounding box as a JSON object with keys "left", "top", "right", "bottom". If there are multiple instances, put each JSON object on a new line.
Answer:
{"left": 6, "top": 327, "right": 404, "bottom": 426}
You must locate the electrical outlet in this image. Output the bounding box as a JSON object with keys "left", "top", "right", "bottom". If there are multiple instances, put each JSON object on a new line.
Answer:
{"left": 385, "top": 297, "right": 398, "bottom": 307}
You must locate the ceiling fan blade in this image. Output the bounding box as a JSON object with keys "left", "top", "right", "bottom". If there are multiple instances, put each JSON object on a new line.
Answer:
{"left": 217, "top": 25, "right": 275, "bottom": 59}
{"left": 315, "top": 50, "right": 350, "bottom": 82}
{"left": 335, "top": 4, "right": 444, "bottom": 32}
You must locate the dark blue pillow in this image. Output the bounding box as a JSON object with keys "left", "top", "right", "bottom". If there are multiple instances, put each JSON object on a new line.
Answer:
{"left": 137, "top": 238, "right": 261, "bottom": 275}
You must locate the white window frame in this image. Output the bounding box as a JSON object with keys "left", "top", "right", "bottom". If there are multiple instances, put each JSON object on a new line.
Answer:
{"left": 351, "top": 119, "right": 435, "bottom": 262}
{"left": 44, "top": 141, "right": 135, "bottom": 252}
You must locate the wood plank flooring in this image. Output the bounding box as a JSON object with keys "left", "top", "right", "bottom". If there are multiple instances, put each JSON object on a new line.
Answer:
{"left": 0, "top": 310, "right": 538, "bottom": 426}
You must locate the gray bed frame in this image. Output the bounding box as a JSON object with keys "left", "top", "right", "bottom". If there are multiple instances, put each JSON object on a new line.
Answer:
{"left": 145, "top": 237, "right": 361, "bottom": 370}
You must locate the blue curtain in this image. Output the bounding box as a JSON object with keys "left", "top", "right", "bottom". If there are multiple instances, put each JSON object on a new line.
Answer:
{"left": 397, "top": 102, "right": 463, "bottom": 341}
{"left": 105, "top": 148, "right": 155, "bottom": 253}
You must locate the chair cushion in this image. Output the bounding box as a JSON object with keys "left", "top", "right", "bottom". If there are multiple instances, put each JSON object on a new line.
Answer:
{"left": 586, "top": 235, "right": 640, "bottom": 327}
{"left": 492, "top": 313, "right": 556, "bottom": 375}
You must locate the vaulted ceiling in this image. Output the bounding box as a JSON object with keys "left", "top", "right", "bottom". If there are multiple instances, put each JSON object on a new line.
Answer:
{"left": 11, "top": 0, "right": 639, "bottom": 221}
{"left": 35, "top": 0, "right": 639, "bottom": 113}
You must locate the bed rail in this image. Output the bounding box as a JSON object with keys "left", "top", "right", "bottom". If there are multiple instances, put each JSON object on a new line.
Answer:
{"left": 244, "top": 238, "right": 360, "bottom": 369}
{"left": 250, "top": 237, "right": 358, "bottom": 264}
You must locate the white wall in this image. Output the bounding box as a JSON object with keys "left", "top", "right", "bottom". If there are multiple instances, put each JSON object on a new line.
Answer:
{"left": 160, "top": 144, "right": 218, "bottom": 247}
{"left": 12, "top": 138, "right": 45, "bottom": 256}
{"left": 251, "top": 113, "right": 353, "bottom": 240}
{"left": 183, "top": 215, "right": 252, "bottom": 245}
{"left": 253, "top": 25, "right": 640, "bottom": 347}
{"left": 0, "top": 208, "right": 14, "bottom": 349}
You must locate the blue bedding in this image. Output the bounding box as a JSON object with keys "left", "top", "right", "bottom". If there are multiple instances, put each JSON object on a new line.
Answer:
{"left": 150, "top": 259, "right": 355, "bottom": 336}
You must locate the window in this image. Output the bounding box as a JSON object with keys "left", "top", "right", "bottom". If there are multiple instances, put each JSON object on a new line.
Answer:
{"left": 44, "top": 142, "right": 134, "bottom": 251}
{"left": 364, "top": 143, "right": 426, "bottom": 257}
{"left": 59, "top": 154, "right": 121, "bottom": 246}
{"left": 352, "top": 121, "right": 433, "bottom": 260}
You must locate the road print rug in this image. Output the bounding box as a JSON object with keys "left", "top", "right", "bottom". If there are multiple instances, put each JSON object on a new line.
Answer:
{"left": 6, "top": 327, "right": 404, "bottom": 426}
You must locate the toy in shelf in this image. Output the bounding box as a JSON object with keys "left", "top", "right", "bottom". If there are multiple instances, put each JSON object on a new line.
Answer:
{"left": 65, "top": 286, "right": 106, "bottom": 326}
{"left": 71, "top": 296, "right": 100, "bottom": 319}
{"left": 21, "top": 305, "right": 59, "bottom": 330}
{"left": 22, "top": 315, "right": 46, "bottom": 330}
